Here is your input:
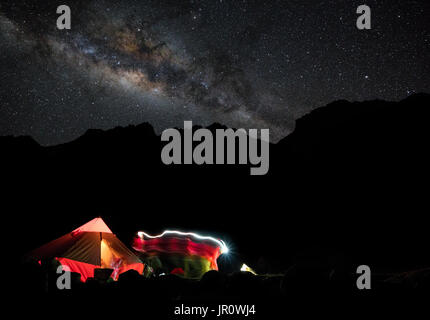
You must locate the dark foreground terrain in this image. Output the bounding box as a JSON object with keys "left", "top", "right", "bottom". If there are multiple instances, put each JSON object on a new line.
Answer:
{"left": 16, "top": 262, "right": 430, "bottom": 318}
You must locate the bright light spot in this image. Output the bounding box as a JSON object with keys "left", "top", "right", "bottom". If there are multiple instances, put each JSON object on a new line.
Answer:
{"left": 137, "top": 230, "right": 229, "bottom": 255}
{"left": 240, "top": 264, "right": 257, "bottom": 275}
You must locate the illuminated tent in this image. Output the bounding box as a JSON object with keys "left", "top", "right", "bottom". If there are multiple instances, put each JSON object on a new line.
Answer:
{"left": 133, "top": 231, "right": 228, "bottom": 279}
{"left": 28, "top": 217, "right": 144, "bottom": 282}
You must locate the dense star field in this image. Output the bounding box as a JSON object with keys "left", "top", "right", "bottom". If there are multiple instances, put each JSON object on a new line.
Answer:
{"left": 0, "top": 0, "right": 429, "bottom": 145}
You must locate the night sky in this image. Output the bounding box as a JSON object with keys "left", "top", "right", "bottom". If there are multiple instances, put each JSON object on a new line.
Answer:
{"left": 1, "top": 0, "right": 429, "bottom": 145}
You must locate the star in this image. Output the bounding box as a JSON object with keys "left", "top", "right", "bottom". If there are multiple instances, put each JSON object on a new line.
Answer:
{"left": 0, "top": 1, "right": 428, "bottom": 145}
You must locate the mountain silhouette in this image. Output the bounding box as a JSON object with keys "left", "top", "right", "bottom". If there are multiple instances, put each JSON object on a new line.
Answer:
{"left": 2, "top": 93, "right": 430, "bottom": 273}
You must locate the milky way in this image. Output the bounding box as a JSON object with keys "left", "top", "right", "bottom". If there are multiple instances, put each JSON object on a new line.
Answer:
{"left": 0, "top": 1, "right": 429, "bottom": 145}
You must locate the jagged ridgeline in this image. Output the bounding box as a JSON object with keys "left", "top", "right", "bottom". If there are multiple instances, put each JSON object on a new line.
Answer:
{"left": 2, "top": 93, "right": 430, "bottom": 272}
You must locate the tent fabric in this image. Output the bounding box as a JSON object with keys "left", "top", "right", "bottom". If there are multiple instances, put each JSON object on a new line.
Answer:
{"left": 28, "top": 218, "right": 144, "bottom": 282}
{"left": 56, "top": 258, "right": 144, "bottom": 282}
{"left": 63, "top": 232, "right": 102, "bottom": 265}
{"left": 101, "top": 233, "right": 142, "bottom": 265}
{"left": 72, "top": 217, "right": 113, "bottom": 234}
{"left": 28, "top": 232, "right": 84, "bottom": 261}
{"left": 57, "top": 257, "right": 99, "bottom": 282}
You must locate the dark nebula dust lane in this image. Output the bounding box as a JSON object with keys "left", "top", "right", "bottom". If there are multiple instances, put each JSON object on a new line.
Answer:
{"left": 0, "top": 0, "right": 429, "bottom": 145}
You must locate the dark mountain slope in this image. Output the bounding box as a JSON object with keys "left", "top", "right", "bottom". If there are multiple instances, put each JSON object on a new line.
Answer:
{"left": 1, "top": 93, "right": 429, "bottom": 272}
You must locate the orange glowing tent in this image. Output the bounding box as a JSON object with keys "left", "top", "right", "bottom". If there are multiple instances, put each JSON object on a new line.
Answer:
{"left": 28, "top": 217, "right": 144, "bottom": 281}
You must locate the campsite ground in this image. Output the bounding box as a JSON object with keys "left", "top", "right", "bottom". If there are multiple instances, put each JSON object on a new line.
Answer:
{"left": 14, "top": 265, "right": 427, "bottom": 318}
